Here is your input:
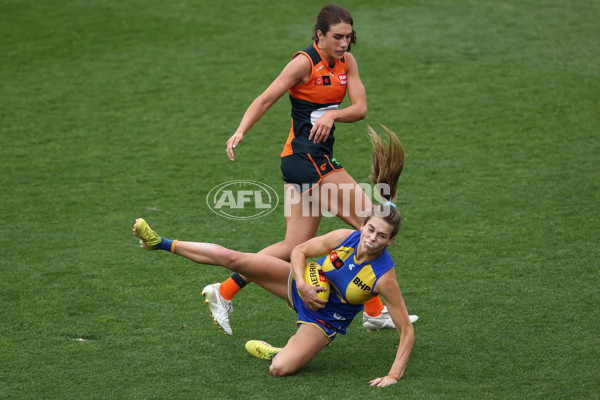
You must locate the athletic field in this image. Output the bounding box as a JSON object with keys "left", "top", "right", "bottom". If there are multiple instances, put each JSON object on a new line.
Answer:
{"left": 1, "top": 0, "right": 598, "bottom": 398}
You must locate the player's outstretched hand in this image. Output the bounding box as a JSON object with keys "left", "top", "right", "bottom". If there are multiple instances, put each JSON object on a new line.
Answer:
{"left": 369, "top": 376, "right": 398, "bottom": 387}
{"left": 226, "top": 132, "right": 244, "bottom": 161}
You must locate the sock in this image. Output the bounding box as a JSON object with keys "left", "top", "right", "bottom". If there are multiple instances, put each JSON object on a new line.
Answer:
{"left": 156, "top": 237, "right": 177, "bottom": 253}
{"left": 365, "top": 296, "right": 385, "bottom": 317}
{"left": 219, "top": 273, "right": 247, "bottom": 300}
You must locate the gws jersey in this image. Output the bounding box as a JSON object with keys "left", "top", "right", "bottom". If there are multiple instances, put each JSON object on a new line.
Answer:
{"left": 281, "top": 42, "right": 348, "bottom": 158}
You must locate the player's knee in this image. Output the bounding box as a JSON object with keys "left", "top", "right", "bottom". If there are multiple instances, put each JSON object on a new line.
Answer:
{"left": 217, "top": 246, "right": 242, "bottom": 268}
{"left": 268, "top": 364, "right": 290, "bottom": 377}
{"left": 268, "top": 364, "right": 283, "bottom": 377}
{"left": 269, "top": 359, "right": 296, "bottom": 377}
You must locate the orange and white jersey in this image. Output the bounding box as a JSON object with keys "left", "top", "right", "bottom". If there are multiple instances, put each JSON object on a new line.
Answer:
{"left": 281, "top": 42, "right": 348, "bottom": 158}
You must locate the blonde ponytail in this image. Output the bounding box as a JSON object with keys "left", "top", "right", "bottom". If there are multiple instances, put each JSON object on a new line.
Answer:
{"left": 368, "top": 125, "right": 404, "bottom": 203}
{"left": 365, "top": 125, "right": 404, "bottom": 237}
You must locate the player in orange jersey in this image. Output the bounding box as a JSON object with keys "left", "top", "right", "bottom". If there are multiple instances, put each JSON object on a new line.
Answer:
{"left": 203, "top": 4, "right": 417, "bottom": 335}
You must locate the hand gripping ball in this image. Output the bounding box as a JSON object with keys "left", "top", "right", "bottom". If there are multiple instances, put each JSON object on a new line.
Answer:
{"left": 304, "top": 262, "right": 330, "bottom": 301}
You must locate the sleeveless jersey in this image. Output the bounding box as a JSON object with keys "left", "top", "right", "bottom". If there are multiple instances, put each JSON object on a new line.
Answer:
{"left": 289, "top": 230, "right": 394, "bottom": 335}
{"left": 280, "top": 42, "right": 348, "bottom": 158}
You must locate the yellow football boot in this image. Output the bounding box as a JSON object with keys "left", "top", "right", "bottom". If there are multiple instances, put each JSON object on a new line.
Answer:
{"left": 133, "top": 218, "right": 161, "bottom": 250}
{"left": 245, "top": 340, "right": 282, "bottom": 360}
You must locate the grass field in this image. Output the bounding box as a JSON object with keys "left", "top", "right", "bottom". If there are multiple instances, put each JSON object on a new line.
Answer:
{"left": 1, "top": 0, "right": 599, "bottom": 398}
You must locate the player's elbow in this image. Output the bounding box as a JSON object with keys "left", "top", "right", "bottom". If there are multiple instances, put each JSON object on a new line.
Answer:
{"left": 355, "top": 104, "right": 367, "bottom": 121}
{"left": 290, "top": 244, "right": 305, "bottom": 260}
{"left": 399, "top": 323, "right": 415, "bottom": 343}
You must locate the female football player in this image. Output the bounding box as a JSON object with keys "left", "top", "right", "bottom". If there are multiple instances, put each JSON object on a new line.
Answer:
{"left": 205, "top": 4, "right": 415, "bottom": 335}
{"left": 133, "top": 127, "right": 414, "bottom": 386}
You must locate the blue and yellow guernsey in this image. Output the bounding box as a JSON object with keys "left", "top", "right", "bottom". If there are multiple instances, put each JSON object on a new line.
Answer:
{"left": 288, "top": 231, "right": 394, "bottom": 337}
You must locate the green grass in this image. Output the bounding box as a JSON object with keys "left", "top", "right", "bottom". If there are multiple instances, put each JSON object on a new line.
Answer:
{"left": 1, "top": 0, "right": 598, "bottom": 398}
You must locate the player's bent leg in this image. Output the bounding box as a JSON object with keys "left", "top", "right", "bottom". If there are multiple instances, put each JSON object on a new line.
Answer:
{"left": 203, "top": 186, "right": 322, "bottom": 334}
{"left": 268, "top": 324, "right": 330, "bottom": 377}
{"left": 258, "top": 216, "right": 321, "bottom": 261}
{"left": 259, "top": 185, "right": 322, "bottom": 261}
{"left": 320, "top": 170, "right": 372, "bottom": 230}
{"left": 206, "top": 184, "right": 320, "bottom": 325}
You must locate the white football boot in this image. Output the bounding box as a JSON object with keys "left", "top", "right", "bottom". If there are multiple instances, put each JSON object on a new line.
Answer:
{"left": 201, "top": 283, "right": 233, "bottom": 336}
{"left": 362, "top": 306, "right": 419, "bottom": 333}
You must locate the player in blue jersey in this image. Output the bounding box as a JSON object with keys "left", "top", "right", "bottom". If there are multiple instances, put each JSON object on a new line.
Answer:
{"left": 133, "top": 127, "right": 414, "bottom": 386}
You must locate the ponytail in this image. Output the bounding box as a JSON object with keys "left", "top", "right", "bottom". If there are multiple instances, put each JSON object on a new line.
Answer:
{"left": 365, "top": 125, "right": 404, "bottom": 237}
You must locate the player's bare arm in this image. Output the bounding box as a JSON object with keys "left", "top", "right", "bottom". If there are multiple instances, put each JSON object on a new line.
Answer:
{"left": 369, "top": 270, "right": 415, "bottom": 386}
{"left": 226, "top": 55, "right": 312, "bottom": 161}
